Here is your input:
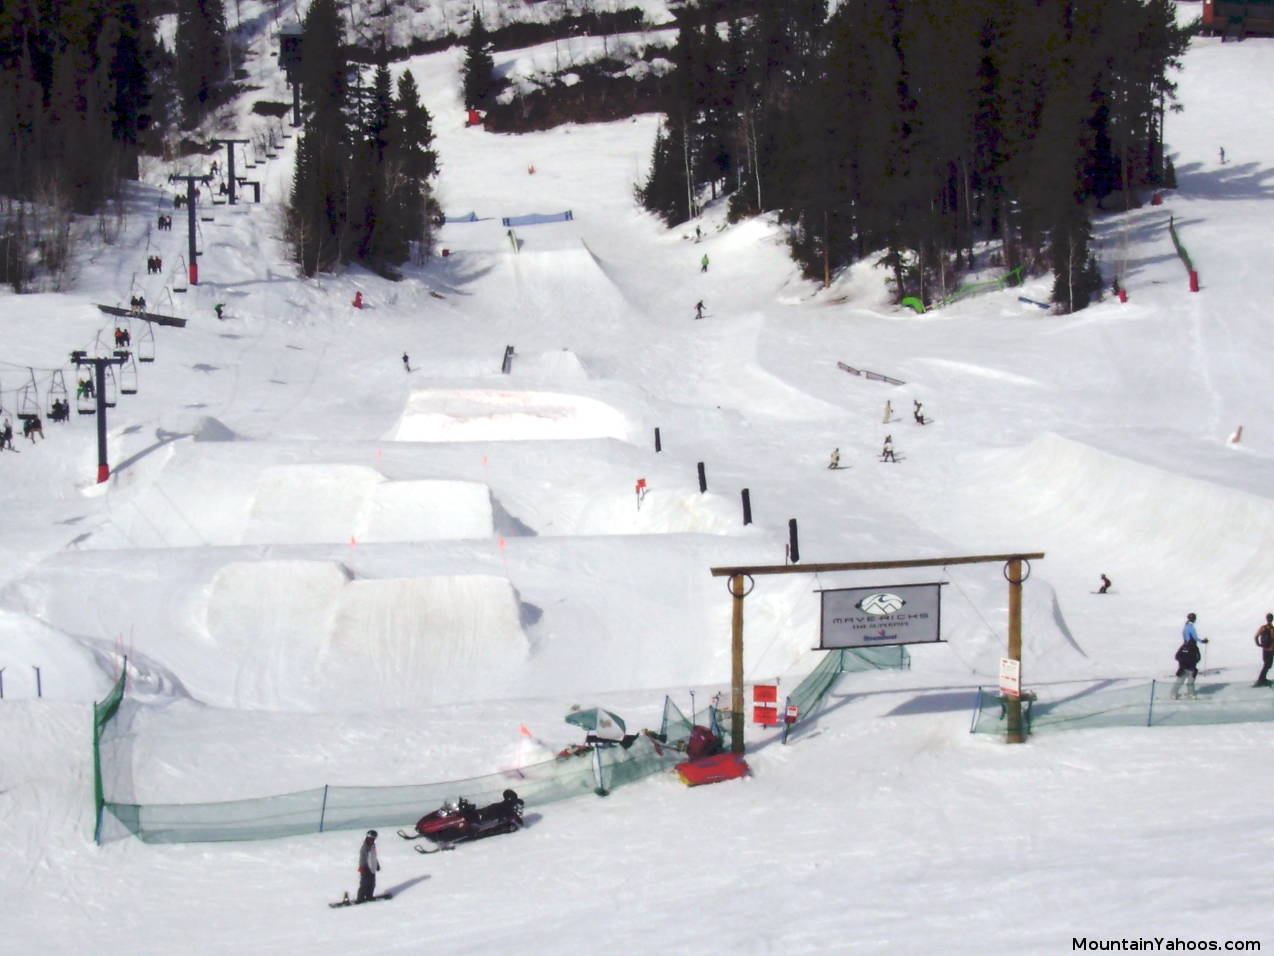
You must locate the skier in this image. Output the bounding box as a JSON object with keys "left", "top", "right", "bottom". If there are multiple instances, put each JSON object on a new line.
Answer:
{"left": 694, "top": 300, "right": 705, "bottom": 320}
{"left": 0, "top": 420, "right": 12, "bottom": 450}
{"left": 1182, "top": 611, "right": 1202, "bottom": 644}
{"left": 356, "top": 830, "right": 381, "bottom": 903}
{"left": 214, "top": 303, "right": 225, "bottom": 320}
{"left": 828, "top": 447, "right": 840, "bottom": 469}
{"left": 402, "top": 352, "right": 410, "bottom": 372}
{"left": 913, "top": 400, "right": 926, "bottom": 425}
{"left": 700, "top": 253, "right": 709, "bottom": 273}
{"left": 1098, "top": 574, "right": 1112, "bottom": 594}
{"left": 1254, "top": 613, "right": 1274, "bottom": 687}
{"left": 881, "top": 435, "right": 896, "bottom": 463}
{"left": 1219, "top": 146, "right": 1226, "bottom": 165}
{"left": 695, "top": 225, "right": 701, "bottom": 243}
{"left": 1172, "top": 637, "right": 1201, "bottom": 699}
{"left": 352, "top": 290, "right": 364, "bottom": 309}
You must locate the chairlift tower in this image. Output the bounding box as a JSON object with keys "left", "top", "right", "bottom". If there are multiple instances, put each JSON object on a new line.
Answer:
{"left": 279, "top": 22, "right": 305, "bottom": 127}
{"left": 210, "top": 138, "right": 251, "bottom": 204}
{"left": 70, "top": 350, "right": 130, "bottom": 483}
{"left": 167, "top": 175, "right": 205, "bottom": 286}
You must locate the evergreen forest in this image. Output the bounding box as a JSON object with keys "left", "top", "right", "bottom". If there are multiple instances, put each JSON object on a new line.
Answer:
{"left": 639, "top": 0, "right": 1191, "bottom": 312}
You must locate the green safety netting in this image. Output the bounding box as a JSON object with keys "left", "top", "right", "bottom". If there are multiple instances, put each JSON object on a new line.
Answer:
{"left": 92, "top": 664, "right": 128, "bottom": 843}
{"left": 970, "top": 680, "right": 1274, "bottom": 736}
{"left": 94, "top": 647, "right": 910, "bottom": 845}
{"left": 934, "top": 266, "right": 1024, "bottom": 309}
{"left": 103, "top": 735, "right": 683, "bottom": 844}
{"left": 785, "top": 646, "right": 910, "bottom": 732}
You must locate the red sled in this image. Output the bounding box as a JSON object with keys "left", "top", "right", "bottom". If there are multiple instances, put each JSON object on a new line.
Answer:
{"left": 675, "top": 753, "right": 750, "bottom": 787}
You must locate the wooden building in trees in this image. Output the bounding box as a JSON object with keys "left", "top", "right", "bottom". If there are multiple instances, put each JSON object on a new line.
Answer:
{"left": 1202, "top": 0, "right": 1274, "bottom": 38}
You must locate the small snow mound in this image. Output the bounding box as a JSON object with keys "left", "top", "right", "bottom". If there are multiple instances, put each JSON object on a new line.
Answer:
{"left": 191, "top": 416, "right": 239, "bottom": 442}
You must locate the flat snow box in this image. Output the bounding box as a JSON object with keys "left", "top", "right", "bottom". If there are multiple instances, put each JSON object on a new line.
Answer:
{"left": 675, "top": 753, "right": 750, "bottom": 787}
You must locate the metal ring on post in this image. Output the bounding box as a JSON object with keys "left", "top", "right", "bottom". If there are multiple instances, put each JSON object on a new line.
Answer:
{"left": 1002, "top": 559, "right": 1032, "bottom": 584}
{"left": 727, "top": 573, "right": 755, "bottom": 598}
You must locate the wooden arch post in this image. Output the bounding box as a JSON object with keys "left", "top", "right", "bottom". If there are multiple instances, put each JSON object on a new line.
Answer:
{"left": 710, "top": 552, "right": 1045, "bottom": 754}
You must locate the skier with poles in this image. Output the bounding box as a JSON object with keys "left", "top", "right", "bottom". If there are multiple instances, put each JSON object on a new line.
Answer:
{"left": 1173, "top": 637, "right": 1201, "bottom": 699}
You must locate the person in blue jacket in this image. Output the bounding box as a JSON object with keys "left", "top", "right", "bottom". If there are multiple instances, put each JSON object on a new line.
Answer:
{"left": 1183, "top": 612, "right": 1201, "bottom": 643}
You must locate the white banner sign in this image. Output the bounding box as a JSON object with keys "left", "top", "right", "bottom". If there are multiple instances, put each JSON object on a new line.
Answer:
{"left": 818, "top": 583, "right": 943, "bottom": 648}
{"left": 998, "top": 658, "right": 1021, "bottom": 697}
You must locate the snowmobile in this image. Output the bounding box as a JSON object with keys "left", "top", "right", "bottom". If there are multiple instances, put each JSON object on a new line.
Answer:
{"left": 397, "top": 789, "right": 524, "bottom": 853}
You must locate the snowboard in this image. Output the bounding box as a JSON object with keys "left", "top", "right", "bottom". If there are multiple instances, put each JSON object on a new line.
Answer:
{"left": 329, "top": 892, "right": 393, "bottom": 908}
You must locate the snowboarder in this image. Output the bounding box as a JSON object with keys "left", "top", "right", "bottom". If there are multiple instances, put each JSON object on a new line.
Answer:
{"left": 694, "top": 300, "right": 705, "bottom": 320}
{"left": 402, "top": 352, "right": 410, "bottom": 372}
{"left": 214, "top": 303, "right": 225, "bottom": 320}
{"left": 828, "top": 447, "right": 840, "bottom": 469}
{"left": 1098, "top": 574, "right": 1112, "bottom": 594}
{"left": 356, "top": 830, "right": 380, "bottom": 903}
{"left": 352, "top": 290, "right": 364, "bottom": 309}
{"left": 881, "top": 435, "right": 896, "bottom": 463}
{"left": 1254, "top": 613, "right": 1274, "bottom": 687}
{"left": 700, "top": 254, "right": 709, "bottom": 273}
{"left": 913, "top": 400, "right": 927, "bottom": 425}
{"left": 1173, "top": 638, "right": 1201, "bottom": 699}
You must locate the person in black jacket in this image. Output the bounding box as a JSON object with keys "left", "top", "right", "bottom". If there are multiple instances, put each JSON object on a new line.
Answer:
{"left": 1254, "top": 613, "right": 1274, "bottom": 687}
{"left": 1173, "top": 639, "right": 1201, "bottom": 699}
{"left": 356, "top": 830, "right": 380, "bottom": 903}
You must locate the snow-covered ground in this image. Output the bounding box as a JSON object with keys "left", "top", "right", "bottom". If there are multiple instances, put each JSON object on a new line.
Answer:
{"left": 3, "top": 4, "right": 1274, "bottom": 952}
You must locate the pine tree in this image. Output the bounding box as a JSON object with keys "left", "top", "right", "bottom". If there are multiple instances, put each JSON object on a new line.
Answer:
{"left": 174, "top": 0, "right": 228, "bottom": 126}
{"left": 638, "top": 121, "right": 691, "bottom": 226}
{"left": 461, "top": 10, "right": 495, "bottom": 109}
{"left": 287, "top": 0, "right": 349, "bottom": 275}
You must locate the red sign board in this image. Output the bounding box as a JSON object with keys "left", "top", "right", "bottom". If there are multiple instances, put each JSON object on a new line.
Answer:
{"left": 753, "top": 705, "right": 779, "bottom": 725}
{"left": 752, "top": 684, "right": 778, "bottom": 703}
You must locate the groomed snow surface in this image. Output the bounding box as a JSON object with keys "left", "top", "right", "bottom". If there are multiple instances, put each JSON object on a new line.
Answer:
{"left": 4, "top": 4, "right": 1274, "bottom": 952}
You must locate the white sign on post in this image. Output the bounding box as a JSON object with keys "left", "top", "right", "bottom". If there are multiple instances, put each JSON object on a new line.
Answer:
{"left": 998, "top": 657, "right": 1021, "bottom": 697}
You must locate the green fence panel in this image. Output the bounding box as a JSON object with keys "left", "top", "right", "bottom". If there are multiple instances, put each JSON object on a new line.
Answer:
{"left": 970, "top": 680, "right": 1274, "bottom": 736}
{"left": 92, "top": 664, "right": 128, "bottom": 844}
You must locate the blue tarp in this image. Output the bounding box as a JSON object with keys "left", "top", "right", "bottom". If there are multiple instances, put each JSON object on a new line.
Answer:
{"left": 501, "top": 211, "right": 574, "bottom": 227}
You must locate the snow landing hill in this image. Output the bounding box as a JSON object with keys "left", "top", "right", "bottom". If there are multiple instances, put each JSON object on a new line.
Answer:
{"left": 4, "top": 3, "right": 1274, "bottom": 953}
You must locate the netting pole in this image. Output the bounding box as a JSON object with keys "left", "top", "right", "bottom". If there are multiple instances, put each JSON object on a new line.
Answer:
{"left": 318, "top": 785, "right": 329, "bottom": 833}
{"left": 1147, "top": 681, "right": 1157, "bottom": 727}
{"left": 970, "top": 686, "right": 983, "bottom": 733}
{"left": 1004, "top": 559, "right": 1026, "bottom": 743}
{"left": 729, "top": 573, "right": 748, "bottom": 755}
